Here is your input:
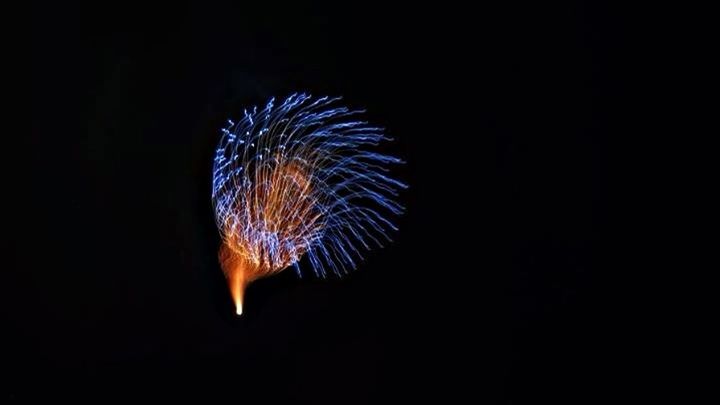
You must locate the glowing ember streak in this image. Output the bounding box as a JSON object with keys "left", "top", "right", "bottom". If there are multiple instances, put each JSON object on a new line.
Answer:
{"left": 212, "top": 93, "right": 406, "bottom": 314}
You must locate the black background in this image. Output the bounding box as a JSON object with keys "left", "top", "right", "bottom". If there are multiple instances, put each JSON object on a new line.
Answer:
{"left": 16, "top": 1, "right": 616, "bottom": 402}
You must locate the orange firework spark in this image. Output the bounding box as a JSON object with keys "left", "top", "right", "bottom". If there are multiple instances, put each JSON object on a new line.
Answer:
{"left": 219, "top": 161, "right": 320, "bottom": 314}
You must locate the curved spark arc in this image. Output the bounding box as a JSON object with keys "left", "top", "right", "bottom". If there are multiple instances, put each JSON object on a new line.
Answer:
{"left": 212, "top": 93, "right": 406, "bottom": 284}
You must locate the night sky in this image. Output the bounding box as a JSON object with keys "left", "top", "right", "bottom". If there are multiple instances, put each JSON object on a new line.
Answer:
{"left": 16, "top": 2, "right": 616, "bottom": 402}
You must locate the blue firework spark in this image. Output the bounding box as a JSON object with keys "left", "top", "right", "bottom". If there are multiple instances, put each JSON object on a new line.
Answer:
{"left": 212, "top": 93, "right": 406, "bottom": 283}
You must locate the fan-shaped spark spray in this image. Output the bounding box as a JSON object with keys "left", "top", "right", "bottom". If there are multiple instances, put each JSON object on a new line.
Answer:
{"left": 212, "top": 93, "right": 406, "bottom": 315}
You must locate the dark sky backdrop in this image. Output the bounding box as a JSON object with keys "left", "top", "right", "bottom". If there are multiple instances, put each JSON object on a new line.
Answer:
{"left": 17, "top": 2, "right": 616, "bottom": 402}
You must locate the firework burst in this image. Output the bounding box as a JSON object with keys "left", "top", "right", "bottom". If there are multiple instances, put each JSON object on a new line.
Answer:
{"left": 212, "top": 93, "right": 406, "bottom": 314}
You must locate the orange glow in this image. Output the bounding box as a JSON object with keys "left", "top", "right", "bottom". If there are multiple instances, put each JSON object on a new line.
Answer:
{"left": 219, "top": 161, "right": 319, "bottom": 315}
